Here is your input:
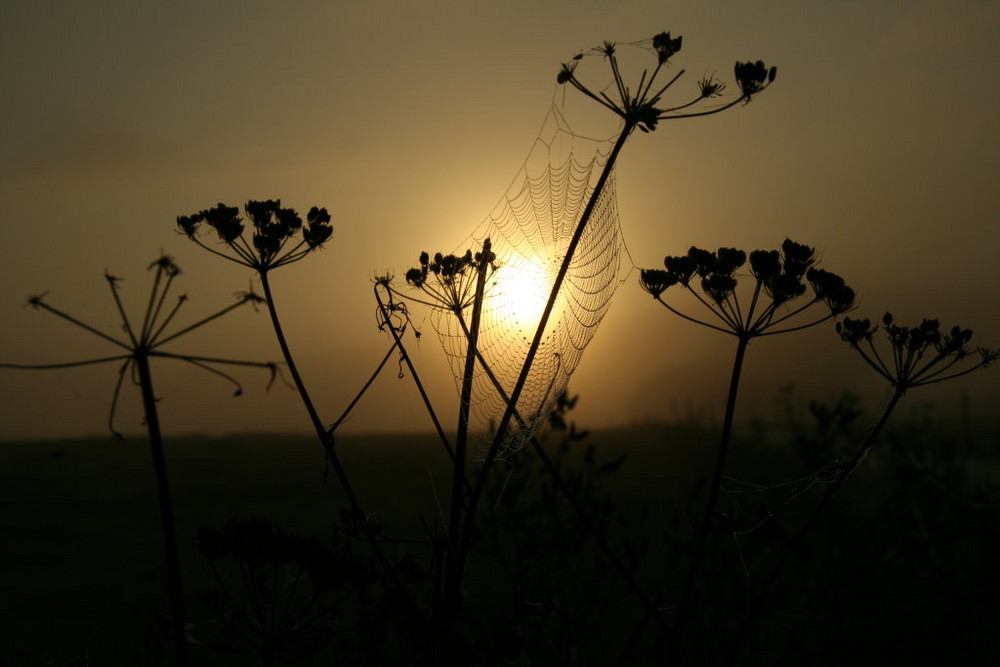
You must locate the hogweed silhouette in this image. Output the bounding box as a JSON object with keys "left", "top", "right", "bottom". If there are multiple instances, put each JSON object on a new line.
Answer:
{"left": 176, "top": 202, "right": 350, "bottom": 484}
{"left": 177, "top": 200, "right": 406, "bottom": 617}
{"left": 381, "top": 236, "right": 671, "bottom": 653}
{"left": 360, "top": 32, "right": 780, "bottom": 660}
{"left": 557, "top": 32, "right": 776, "bottom": 133}
{"left": 1, "top": 255, "right": 279, "bottom": 665}
{"left": 194, "top": 517, "right": 372, "bottom": 665}
{"left": 638, "top": 239, "right": 854, "bottom": 654}
{"left": 729, "top": 313, "right": 999, "bottom": 658}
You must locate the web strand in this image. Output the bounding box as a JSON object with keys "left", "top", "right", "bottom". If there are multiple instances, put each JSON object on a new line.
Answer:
{"left": 431, "top": 102, "right": 632, "bottom": 454}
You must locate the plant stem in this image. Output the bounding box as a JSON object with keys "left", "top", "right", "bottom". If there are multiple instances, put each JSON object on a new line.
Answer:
{"left": 442, "top": 240, "right": 491, "bottom": 623}
{"left": 726, "top": 386, "right": 906, "bottom": 662}
{"left": 456, "top": 323, "right": 670, "bottom": 636}
{"left": 257, "top": 271, "right": 392, "bottom": 574}
{"left": 373, "top": 284, "right": 456, "bottom": 463}
{"left": 134, "top": 350, "right": 190, "bottom": 666}
{"left": 673, "top": 334, "right": 750, "bottom": 651}
{"left": 461, "top": 121, "right": 636, "bottom": 564}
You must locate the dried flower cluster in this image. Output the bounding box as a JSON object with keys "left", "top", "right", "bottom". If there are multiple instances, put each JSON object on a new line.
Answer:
{"left": 8, "top": 255, "right": 275, "bottom": 435}
{"left": 837, "top": 312, "right": 999, "bottom": 390}
{"left": 402, "top": 244, "right": 497, "bottom": 314}
{"left": 557, "top": 31, "right": 776, "bottom": 132}
{"left": 177, "top": 200, "right": 333, "bottom": 271}
{"left": 640, "top": 239, "right": 854, "bottom": 338}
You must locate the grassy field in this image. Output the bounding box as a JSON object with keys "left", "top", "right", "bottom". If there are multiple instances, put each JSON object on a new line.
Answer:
{"left": 1, "top": 413, "right": 997, "bottom": 665}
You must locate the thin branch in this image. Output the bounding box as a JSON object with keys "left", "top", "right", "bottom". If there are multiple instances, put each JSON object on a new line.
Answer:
{"left": 29, "top": 300, "right": 132, "bottom": 351}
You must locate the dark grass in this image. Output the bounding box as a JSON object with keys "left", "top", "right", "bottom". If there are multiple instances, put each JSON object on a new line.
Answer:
{"left": 1, "top": 414, "right": 998, "bottom": 665}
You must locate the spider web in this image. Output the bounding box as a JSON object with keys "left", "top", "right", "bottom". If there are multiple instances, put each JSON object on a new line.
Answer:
{"left": 428, "top": 103, "right": 632, "bottom": 454}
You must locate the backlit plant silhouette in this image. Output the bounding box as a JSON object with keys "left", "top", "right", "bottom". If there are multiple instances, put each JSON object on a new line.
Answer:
{"left": 1, "top": 255, "right": 279, "bottom": 666}
{"left": 194, "top": 517, "right": 372, "bottom": 665}
{"left": 176, "top": 203, "right": 347, "bottom": 489}
{"left": 177, "top": 200, "right": 405, "bottom": 611}
{"left": 359, "top": 32, "right": 780, "bottom": 661}
{"left": 638, "top": 239, "right": 854, "bottom": 653}
{"left": 373, "top": 243, "right": 671, "bottom": 659}
{"left": 728, "top": 313, "right": 999, "bottom": 659}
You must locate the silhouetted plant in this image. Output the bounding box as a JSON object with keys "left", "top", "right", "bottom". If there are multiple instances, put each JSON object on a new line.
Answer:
{"left": 403, "top": 246, "right": 497, "bottom": 315}
{"left": 729, "top": 313, "right": 998, "bottom": 659}
{"left": 470, "top": 26, "right": 779, "bottom": 506}
{"left": 343, "top": 33, "right": 780, "bottom": 662}
{"left": 373, "top": 258, "right": 669, "bottom": 663}
{"left": 172, "top": 30, "right": 778, "bottom": 664}
{"left": 1, "top": 255, "right": 279, "bottom": 666}
{"left": 177, "top": 201, "right": 399, "bottom": 575}
{"left": 557, "top": 33, "right": 776, "bottom": 133}
{"left": 475, "top": 31, "right": 779, "bottom": 504}
{"left": 194, "top": 517, "right": 372, "bottom": 665}
{"left": 481, "top": 390, "right": 652, "bottom": 664}
{"left": 638, "top": 239, "right": 854, "bottom": 655}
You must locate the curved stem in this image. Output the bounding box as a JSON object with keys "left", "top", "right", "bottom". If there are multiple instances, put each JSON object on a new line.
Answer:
{"left": 257, "top": 271, "right": 393, "bottom": 576}
{"left": 726, "top": 386, "right": 906, "bottom": 662}
{"left": 374, "top": 284, "right": 455, "bottom": 462}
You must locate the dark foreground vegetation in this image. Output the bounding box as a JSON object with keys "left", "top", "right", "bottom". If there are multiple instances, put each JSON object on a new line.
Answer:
{"left": 3, "top": 31, "right": 997, "bottom": 667}
{"left": 2, "top": 398, "right": 997, "bottom": 666}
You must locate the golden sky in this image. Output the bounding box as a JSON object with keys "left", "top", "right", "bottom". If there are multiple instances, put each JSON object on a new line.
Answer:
{"left": 2, "top": 0, "right": 998, "bottom": 440}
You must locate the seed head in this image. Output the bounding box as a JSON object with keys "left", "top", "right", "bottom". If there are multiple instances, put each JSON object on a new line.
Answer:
{"left": 716, "top": 247, "right": 746, "bottom": 275}
{"left": 664, "top": 255, "right": 696, "bottom": 286}
{"left": 807, "top": 268, "right": 855, "bottom": 314}
{"left": 303, "top": 207, "right": 333, "bottom": 248}
{"left": 702, "top": 273, "right": 737, "bottom": 304}
{"left": 652, "top": 31, "right": 682, "bottom": 64}
{"left": 749, "top": 249, "right": 780, "bottom": 282}
{"left": 836, "top": 317, "right": 876, "bottom": 344}
{"left": 735, "top": 60, "right": 776, "bottom": 98}
{"left": 202, "top": 203, "right": 243, "bottom": 243}
{"left": 639, "top": 269, "right": 677, "bottom": 298}
{"left": 697, "top": 75, "right": 725, "bottom": 99}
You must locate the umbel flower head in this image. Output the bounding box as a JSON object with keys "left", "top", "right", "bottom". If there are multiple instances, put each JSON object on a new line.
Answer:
{"left": 398, "top": 241, "right": 497, "bottom": 315}
{"left": 836, "top": 312, "right": 998, "bottom": 391}
{"left": 177, "top": 200, "right": 333, "bottom": 271}
{"left": 640, "top": 239, "right": 854, "bottom": 338}
{"left": 2, "top": 255, "right": 279, "bottom": 436}
{"left": 557, "top": 31, "right": 776, "bottom": 133}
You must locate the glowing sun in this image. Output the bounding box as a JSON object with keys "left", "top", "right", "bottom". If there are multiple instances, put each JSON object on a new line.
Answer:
{"left": 491, "top": 255, "right": 554, "bottom": 332}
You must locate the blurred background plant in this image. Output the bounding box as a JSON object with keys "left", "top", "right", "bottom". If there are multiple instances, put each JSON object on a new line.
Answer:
{"left": 193, "top": 517, "right": 373, "bottom": 665}
{"left": 726, "top": 313, "right": 999, "bottom": 659}
{"left": 1, "top": 255, "right": 278, "bottom": 666}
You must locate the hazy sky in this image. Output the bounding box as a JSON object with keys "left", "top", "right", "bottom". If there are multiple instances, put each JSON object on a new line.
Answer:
{"left": 2, "top": 0, "right": 998, "bottom": 440}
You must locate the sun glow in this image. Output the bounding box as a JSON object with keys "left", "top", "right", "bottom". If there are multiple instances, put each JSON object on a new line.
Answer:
{"left": 491, "top": 255, "right": 554, "bottom": 334}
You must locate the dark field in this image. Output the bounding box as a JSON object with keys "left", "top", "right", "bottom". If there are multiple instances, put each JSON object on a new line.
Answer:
{"left": 2, "top": 413, "right": 998, "bottom": 665}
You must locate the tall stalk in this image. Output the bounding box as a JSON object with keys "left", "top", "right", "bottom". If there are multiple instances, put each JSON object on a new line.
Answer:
{"left": 177, "top": 203, "right": 401, "bottom": 579}
{"left": 2, "top": 257, "right": 278, "bottom": 666}
{"left": 452, "top": 311, "right": 671, "bottom": 634}
{"left": 638, "top": 242, "right": 854, "bottom": 660}
{"left": 372, "top": 281, "right": 455, "bottom": 463}
{"left": 726, "top": 313, "right": 998, "bottom": 662}
{"left": 135, "top": 350, "right": 190, "bottom": 666}
{"left": 726, "top": 388, "right": 903, "bottom": 661}
{"left": 673, "top": 335, "right": 749, "bottom": 639}
{"left": 441, "top": 240, "right": 491, "bottom": 624}
{"left": 258, "top": 270, "right": 394, "bottom": 574}
{"left": 461, "top": 121, "right": 636, "bottom": 564}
